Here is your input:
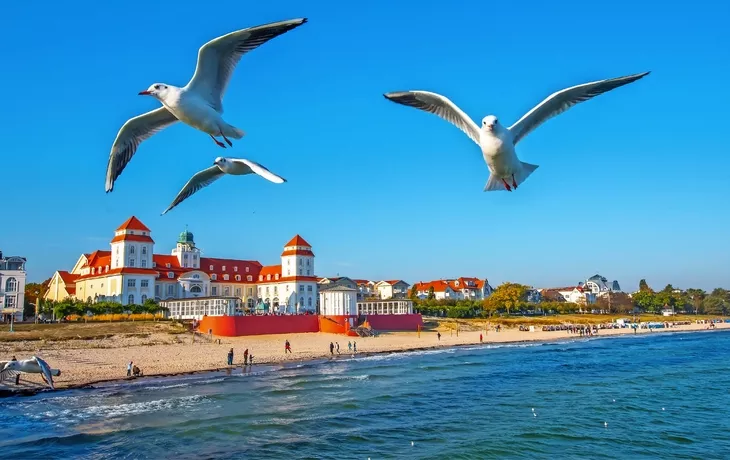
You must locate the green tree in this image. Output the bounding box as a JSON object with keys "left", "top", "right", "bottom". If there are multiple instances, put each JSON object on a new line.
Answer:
{"left": 685, "top": 288, "right": 706, "bottom": 314}
{"left": 427, "top": 286, "right": 435, "bottom": 300}
{"left": 638, "top": 279, "right": 652, "bottom": 292}
{"left": 632, "top": 290, "right": 660, "bottom": 313}
{"left": 486, "top": 282, "right": 528, "bottom": 316}
{"left": 409, "top": 285, "right": 419, "bottom": 300}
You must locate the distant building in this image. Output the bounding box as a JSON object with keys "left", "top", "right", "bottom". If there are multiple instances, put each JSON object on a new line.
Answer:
{"left": 319, "top": 286, "right": 358, "bottom": 316}
{"left": 374, "top": 280, "right": 410, "bottom": 299}
{"left": 581, "top": 274, "right": 621, "bottom": 297}
{"left": 412, "top": 277, "right": 494, "bottom": 301}
{"left": 540, "top": 286, "right": 595, "bottom": 305}
{"left": 357, "top": 299, "right": 413, "bottom": 315}
{"left": 0, "top": 251, "right": 26, "bottom": 323}
{"left": 162, "top": 296, "right": 243, "bottom": 320}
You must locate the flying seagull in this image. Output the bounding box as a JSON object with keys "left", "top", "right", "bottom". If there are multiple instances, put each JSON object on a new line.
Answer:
{"left": 105, "top": 18, "right": 308, "bottom": 193}
{"left": 1, "top": 356, "right": 60, "bottom": 390}
{"left": 162, "top": 157, "right": 287, "bottom": 215}
{"left": 383, "top": 72, "right": 649, "bottom": 191}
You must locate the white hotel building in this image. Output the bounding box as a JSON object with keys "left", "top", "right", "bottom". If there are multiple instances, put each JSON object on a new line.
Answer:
{"left": 0, "top": 251, "right": 27, "bottom": 323}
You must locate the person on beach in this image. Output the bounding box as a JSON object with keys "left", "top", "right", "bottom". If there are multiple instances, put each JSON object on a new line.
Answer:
{"left": 329, "top": 342, "right": 334, "bottom": 355}
{"left": 353, "top": 341, "right": 357, "bottom": 353}
{"left": 132, "top": 364, "right": 142, "bottom": 377}
{"left": 437, "top": 332, "right": 441, "bottom": 341}
{"left": 249, "top": 355, "right": 254, "bottom": 365}
{"left": 348, "top": 341, "right": 352, "bottom": 352}
{"left": 336, "top": 342, "right": 340, "bottom": 354}
{"left": 244, "top": 349, "right": 249, "bottom": 365}
{"left": 285, "top": 340, "right": 292, "bottom": 354}
{"left": 480, "top": 333, "right": 483, "bottom": 343}
{"left": 227, "top": 348, "right": 234, "bottom": 366}
{"left": 127, "top": 361, "right": 133, "bottom": 377}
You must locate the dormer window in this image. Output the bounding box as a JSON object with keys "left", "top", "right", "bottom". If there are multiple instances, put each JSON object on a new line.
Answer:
{"left": 152, "top": 262, "right": 157, "bottom": 268}
{"left": 234, "top": 267, "right": 238, "bottom": 272}
{"left": 222, "top": 265, "right": 226, "bottom": 271}
{"left": 209, "top": 265, "right": 214, "bottom": 271}
{"left": 166, "top": 263, "right": 171, "bottom": 268}
{"left": 247, "top": 275, "right": 253, "bottom": 282}
{"left": 91, "top": 268, "right": 95, "bottom": 275}
{"left": 275, "top": 274, "right": 279, "bottom": 280}
{"left": 245, "top": 267, "right": 249, "bottom": 273}
{"left": 168, "top": 272, "right": 174, "bottom": 278}
{"left": 235, "top": 275, "right": 241, "bottom": 281}
{"left": 223, "top": 274, "right": 229, "bottom": 281}
{"left": 259, "top": 275, "right": 263, "bottom": 281}
{"left": 267, "top": 275, "right": 271, "bottom": 280}
{"left": 211, "top": 274, "right": 217, "bottom": 281}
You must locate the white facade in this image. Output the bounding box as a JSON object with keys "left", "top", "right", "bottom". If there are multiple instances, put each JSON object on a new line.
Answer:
{"left": 374, "top": 280, "right": 410, "bottom": 299}
{"left": 0, "top": 252, "right": 26, "bottom": 323}
{"left": 358, "top": 299, "right": 413, "bottom": 315}
{"left": 319, "top": 286, "right": 358, "bottom": 316}
{"left": 256, "top": 235, "right": 318, "bottom": 314}
{"left": 162, "top": 296, "right": 242, "bottom": 320}
{"left": 414, "top": 278, "right": 494, "bottom": 301}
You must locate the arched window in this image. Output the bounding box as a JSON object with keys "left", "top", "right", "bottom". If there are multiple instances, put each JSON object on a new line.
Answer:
{"left": 299, "top": 297, "right": 304, "bottom": 307}
{"left": 130, "top": 246, "right": 135, "bottom": 254}
{"left": 308, "top": 297, "right": 312, "bottom": 307}
{"left": 128, "top": 294, "right": 134, "bottom": 304}
{"left": 190, "top": 286, "right": 202, "bottom": 293}
{"left": 4, "top": 278, "right": 17, "bottom": 292}
{"left": 247, "top": 275, "right": 252, "bottom": 282}
{"left": 141, "top": 294, "right": 148, "bottom": 303}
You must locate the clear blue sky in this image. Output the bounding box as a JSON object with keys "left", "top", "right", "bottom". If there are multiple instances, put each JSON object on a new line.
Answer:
{"left": 1, "top": 0, "right": 729, "bottom": 292}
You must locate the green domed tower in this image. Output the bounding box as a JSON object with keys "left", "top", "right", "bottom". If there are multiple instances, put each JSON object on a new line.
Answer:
{"left": 172, "top": 225, "right": 200, "bottom": 269}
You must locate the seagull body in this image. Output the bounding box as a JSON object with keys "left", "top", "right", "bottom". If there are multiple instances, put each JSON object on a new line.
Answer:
{"left": 105, "top": 18, "right": 308, "bottom": 193}
{"left": 384, "top": 72, "right": 650, "bottom": 192}
{"left": 1, "top": 356, "right": 60, "bottom": 390}
{"left": 162, "top": 157, "right": 287, "bottom": 215}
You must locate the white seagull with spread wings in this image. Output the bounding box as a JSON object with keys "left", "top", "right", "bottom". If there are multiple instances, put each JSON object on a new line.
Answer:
{"left": 384, "top": 72, "right": 650, "bottom": 192}
{"left": 162, "top": 157, "right": 287, "bottom": 215}
{"left": 105, "top": 18, "right": 308, "bottom": 193}
{"left": 1, "top": 356, "right": 60, "bottom": 390}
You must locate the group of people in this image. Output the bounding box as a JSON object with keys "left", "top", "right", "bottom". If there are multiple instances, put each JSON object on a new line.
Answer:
{"left": 126, "top": 361, "right": 142, "bottom": 377}
{"left": 328, "top": 341, "right": 357, "bottom": 355}
{"left": 227, "top": 348, "right": 254, "bottom": 366}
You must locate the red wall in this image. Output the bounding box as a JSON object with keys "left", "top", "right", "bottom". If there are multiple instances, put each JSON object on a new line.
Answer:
{"left": 199, "top": 314, "right": 423, "bottom": 337}
{"left": 365, "top": 314, "right": 423, "bottom": 331}
{"left": 199, "top": 315, "right": 320, "bottom": 337}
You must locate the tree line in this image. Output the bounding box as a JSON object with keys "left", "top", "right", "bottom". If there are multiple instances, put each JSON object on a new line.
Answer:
{"left": 410, "top": 281, "right": 730, "bottom": 318}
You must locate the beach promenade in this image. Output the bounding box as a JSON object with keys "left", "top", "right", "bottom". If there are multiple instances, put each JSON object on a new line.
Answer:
{"left": 1, "top": 321, "right": 727, "bottom": 392}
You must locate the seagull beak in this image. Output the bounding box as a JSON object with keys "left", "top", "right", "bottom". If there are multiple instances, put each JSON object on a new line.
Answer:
{"left": 138, "top": 90, "right": 152, "bottom": 96}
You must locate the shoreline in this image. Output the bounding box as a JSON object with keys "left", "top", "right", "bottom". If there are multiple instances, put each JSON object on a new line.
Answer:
{"left": 2, "top": 323, "right": 727, "bottom": 398}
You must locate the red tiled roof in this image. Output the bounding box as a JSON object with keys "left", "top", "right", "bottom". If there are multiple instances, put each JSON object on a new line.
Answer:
{"left": 116, "top": 216, "right": 151, "bottom": 232}
{"left": 111, "top": 234, "right": 155, "bottom": 244}
{"left": 384, "top": 280, "right": 407, "bottom": 286}
{"left": 353, "top": 279, "right": 371, "bottom": 285}
{"left": 58, "top": 271, "right": 79, "bottom": 285}
{"left": 281, "top": 249, "right": 315, "bottom": 257}
{"left": 414, "top": 280, "right": 452, "bottom": 293}
{"left": 284, "top": 235, "right": 311, "bottom": 248}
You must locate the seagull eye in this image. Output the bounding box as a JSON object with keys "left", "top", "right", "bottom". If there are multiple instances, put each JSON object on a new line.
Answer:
{"left": 154, "top": 85, "right": 160, "bottom": 90}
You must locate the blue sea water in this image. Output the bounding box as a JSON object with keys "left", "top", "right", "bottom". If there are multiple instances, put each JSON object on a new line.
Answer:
{"left": 2, "top": 330, "right": 730, "bottom": 459}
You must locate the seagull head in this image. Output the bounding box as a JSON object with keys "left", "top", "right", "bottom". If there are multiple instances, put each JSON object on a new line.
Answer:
{"left": 139, "top": 83, "right": 170, "bottom": 99}
{"left": 2, "top": 361, "right": 19, "bottom": 372}
{"left": 482, "top": 115, "right": 500, "bottom": 133}
{"left": 213, "top": 157, "right": 227, "bottom": 166}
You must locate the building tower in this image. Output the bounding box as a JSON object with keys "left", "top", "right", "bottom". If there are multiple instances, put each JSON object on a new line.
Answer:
{"left": 281, "top": 235, "right": 317, "bottom": 312}
{"left": 172, "top": 225, "right": 200, "bottom": 269}
{"left": 110, "top": 216, "right": 154, "bottom": 269}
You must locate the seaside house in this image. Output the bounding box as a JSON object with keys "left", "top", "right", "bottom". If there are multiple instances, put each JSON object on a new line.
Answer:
{"left": 0, "top": 250, "right": 26, "bottom": 323}
{"left": 412, "top": 278, "right": 494, "bottom": 301}
{"left": 44, "top": 216, "right": 319, "bottom": 314}
{"left": 580, "top": 274, "right": 622, "bottom": 297}
{"left": 374, "top": 280, "right": 410, "bottom": 299}
{"left": 319, "top": 286, "right": 358, "bottom": 316}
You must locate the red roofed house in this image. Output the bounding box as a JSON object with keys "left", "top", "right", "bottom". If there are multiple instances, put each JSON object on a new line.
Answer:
{"left": 44, "top": 217, "right": 313, "bottom": 315}
{"left": 413, "top": 277, "right": 494, "bottom": 300}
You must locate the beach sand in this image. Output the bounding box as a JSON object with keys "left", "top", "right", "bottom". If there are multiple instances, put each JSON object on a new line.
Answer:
{"left": 1, "top": 322, "right": 727, "bottom": 392}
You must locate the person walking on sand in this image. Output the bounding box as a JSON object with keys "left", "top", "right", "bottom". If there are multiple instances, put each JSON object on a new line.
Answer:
{"left": 127, "top": 361, "right": 133, "bottom": 377}
{"left": 285, "top": 340, "right": 292, "bottom": 354}
{"left": 480, "top": 333, "right": 483, "bottom": 343}
{"left": 437, "top": 332, "right": 441, "bottom": 341}
{"left": 329, "top": 342, "right": 335, "bottom": 355}
{"left": 353, "top": 341, "right": 357, "bottom": 353}
{"left": 244, "top": 348, "right": 249, "bottom": 365}
{"left": 348, "top": 341, "right": 352, "bottom": 352}
{"left": 336, "top": 342, "right": 340, "bottom": 354}
{"left": 227, "top": 348, "right": 234, "bottom": 366}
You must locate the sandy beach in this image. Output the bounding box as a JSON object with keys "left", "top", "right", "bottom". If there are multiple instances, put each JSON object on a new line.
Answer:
{"left": 1, "top": 321, "right": 727, "bottom": 393}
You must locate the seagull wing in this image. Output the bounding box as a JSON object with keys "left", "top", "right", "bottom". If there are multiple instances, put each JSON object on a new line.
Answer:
{"left": 32, "top": 356, "right": 55, "bottom": 390}
{"left": 106, "top": 107, "right": 179, "bottom": 192}
{"left": 508, "top": 72, "right": 650, "bottom": 145}
{"left": 162, "top": 165, "right": 226, "bottom": 215}
{"left": 186, "top": 18, "right": 308, "bottom": 112}
{"left": 383, "top": 91, "right": 481, "bottom": 146}
{"left": 232, "top": 159, "right": 287, "bottom": 183}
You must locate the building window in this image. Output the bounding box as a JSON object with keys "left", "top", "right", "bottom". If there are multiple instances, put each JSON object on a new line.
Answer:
{"left": 128, "top": 279, "right": 136, "bottom": 287}
{"left": 222, "top": 266, "right": 226, "bottom": 272}
{"left": 128, "top": 294, "right": 134, "bottom": 304}
{"left": 235, "top": 288, "right": 241, "bottom": 296}
{"left": 308, "top": 297, "right": 312, "bottom": 307}
{"left": 116, "top": 247, "right": 119, "bottom": 254}
{"left": 299, "top": 285, "right": 304, "bottom": 293}
{"left": 223, "top": 275, "right": 229, "bottom": 281}
{"left": 141, "top": 280, "right": 149, "bottom": 288}
{"left": 155, "top": 285, "right": 160, "bottom": 296}
{"left": 190, "top": 286, "right": 202, "bottom": 293}
{"left": 193, "top": 254, "right": 197, "bottom": 260}
{"left": 235, "top": 275, "right": 241, "bottom": 281}
{"left": 224, "top": 287, "right": 230, "bottom": 296}
{"left": 306, "top": 259, "right": 310, "bottom": 266}
{"left": 267, "top": 275, "right": 271, "bottom": 281}
{"left": 212, "top": 287, "right": 218, "bottom": 296}
{"left": 167, "top": 285, "right": 174, "bottom": 295}
{"left": 247, "top": 275, "right": 252, "bottom": 282}
{"left": 129, "top": 258, "right": 135, "bottom": 267}
{"left": 166, "top": 263, "right": 171, "bottom": 268}
{"left": 141, "top": 294, "right": 148, "bottom": 303}
{"left": 307, "top": 270, "right": 310, "bottom": 276}
{"left": 299, "top": 259, "right": 302, "bottom": 266}
{"left": 168, "top": 272, "right": 174, "bottom": 279}
{"left": 212, "top": 274, "right": 217, "bottom": 281}
{"left": 130, "top": 246, "right": 135, "bottom": 254}
{"left": 184, "top": 253, "right": 188, "bottom": 260}
{"left": 307, "top": 285, "right": 313, "bottom": 292}
{"left": 234, "top": 267, "right": 238, "bottom": 272}
{"left": 141, "top": 260, "right": 147, "bottom": 268}
{"left": 142, "top": 246, "right": 147, "bottom": 255}
{"left": 246, "top": 267, "right": 249, "bottom": 273}
{"left": 259, "top": 275, "right": 263, "bottom": 281}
